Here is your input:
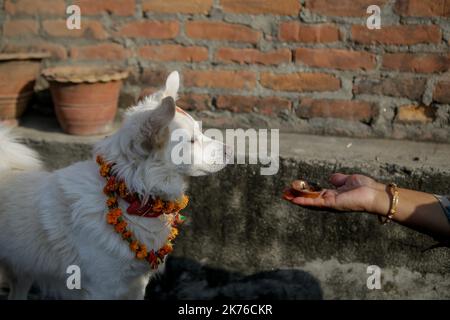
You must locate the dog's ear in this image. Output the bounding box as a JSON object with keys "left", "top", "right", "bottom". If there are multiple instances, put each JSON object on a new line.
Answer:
{"left": 140, "top": 96, "right": 176, "bottom": 151}
{"left": 164, "top": 71, "right": 179, "bottom": 99}
{"left": 148, "top": 96, "right": 176, "bottom": 133}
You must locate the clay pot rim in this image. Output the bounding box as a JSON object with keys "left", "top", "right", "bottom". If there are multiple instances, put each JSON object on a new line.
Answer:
{"left": 42, "top": 65, "right": 130, "bottom": 84}
{"left": 0, "top": 51, "right": 51, "bottom": 61}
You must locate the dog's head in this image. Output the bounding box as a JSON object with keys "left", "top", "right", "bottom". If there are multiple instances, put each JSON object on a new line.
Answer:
{"left": 95, "top": 71, "right": 232, "bottom": 199}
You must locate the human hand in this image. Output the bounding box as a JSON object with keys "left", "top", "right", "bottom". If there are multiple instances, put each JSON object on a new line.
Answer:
{"left": 283, "top": 173, "right": 387, "bottom": 213}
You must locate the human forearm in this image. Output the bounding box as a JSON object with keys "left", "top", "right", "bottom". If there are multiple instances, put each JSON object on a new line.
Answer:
{"left": 370, "top": 185, "right": 450, "bottom": 239}
{"left": 285, "top": 173, "right": 450, "bottom": 240}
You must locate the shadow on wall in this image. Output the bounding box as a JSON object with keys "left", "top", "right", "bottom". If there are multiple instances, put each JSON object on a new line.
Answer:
{"left": 145, "top": 257, "right": 323, "bottom": 300}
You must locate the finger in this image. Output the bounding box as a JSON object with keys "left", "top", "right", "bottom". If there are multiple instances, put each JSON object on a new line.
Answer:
{"left": 291, "top": 195, "right": 326, "bottom": 207}
{"left": 329, "top": 173, "right": 348, "bottom": 187}
{"left": 282, "top": 189, "right": 295, "bottom": 200}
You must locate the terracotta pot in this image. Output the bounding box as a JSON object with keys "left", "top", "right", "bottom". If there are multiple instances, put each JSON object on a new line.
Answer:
{"left": 0, "top": 52, "right": 50, "bottom": 126}
{"left": 42, "top": 65, "right": 129, "bottom": 135}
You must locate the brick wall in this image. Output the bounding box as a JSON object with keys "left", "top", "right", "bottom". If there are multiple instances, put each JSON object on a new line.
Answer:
{"left": 0, "top": 0, "right": 449, "bottom": 141}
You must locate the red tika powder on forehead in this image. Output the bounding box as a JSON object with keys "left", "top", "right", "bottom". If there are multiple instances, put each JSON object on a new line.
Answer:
{"left": 176, "top": 107, "right": 188, "bottom": 116}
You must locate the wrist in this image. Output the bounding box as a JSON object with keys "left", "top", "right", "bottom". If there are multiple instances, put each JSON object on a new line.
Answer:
{"left": 367, "top": 184, "right": 391, "bottom": 216}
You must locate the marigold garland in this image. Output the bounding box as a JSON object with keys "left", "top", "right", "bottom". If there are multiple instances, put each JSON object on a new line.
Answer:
{"left": 96, "top": 155, "right": 188, "bottom": 269}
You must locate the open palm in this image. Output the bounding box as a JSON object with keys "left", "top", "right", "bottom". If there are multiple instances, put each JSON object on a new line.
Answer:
{"left": 283, "top": 173, "right": 384, "bottom": 213}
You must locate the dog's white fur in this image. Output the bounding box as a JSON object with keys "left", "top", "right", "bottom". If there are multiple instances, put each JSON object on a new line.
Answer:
{"left": 0, "top": 71, "right": 231, "bottom": 299}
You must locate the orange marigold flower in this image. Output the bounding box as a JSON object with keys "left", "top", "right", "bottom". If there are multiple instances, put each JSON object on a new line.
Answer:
{"left": 118, "top": 181, "right": 128, "bottom": 198}
{"left": 160, "top": 243, "right": 173, "bottom": 256}
{"left": 136, "top": 250, "right": 147, "bottom": 259}
{"left": 105, "top": 176, "right": 118, "bottom": 192}
{"left": 96, "top": 155, "right": 104, "bottom": 165}
{"left": 106, "top": 213, "right": 119, "bottom": 225}
{"left": 178, "top": 195, "right": 189, "bottom": 209}
{"left": 109, "top": 208, "right": 122, "bottom": 218}
{"left": 104, "top": 176, "right": 118, "bottom": 194}
{"left": 164, "top": 201, "right": 175, "bottom": 213}
{"left": 136, "top": 245, "right": 148, "bottom": 259}
{"left": 114, "top": 221, "right": 127, "bottom": 233}
{"left": 106, "top": 197, "right": 117, "bottom": 207}
{"left": 152, "top": 198, "right": 163, "bottom": 212}
{"left": 174, "top": 195, "right": 189, "bottom": 211}
{"left": 122, "top": 230, "right": 132, "bottom": 240}
{"left": 130, "top": 241, "right": 139, "bottom": 252}
{"left": 100, "top": 163, "right": 111, "bottom": 177}
{"left": 168, "top": 227, "right": 179, "bottom": 240}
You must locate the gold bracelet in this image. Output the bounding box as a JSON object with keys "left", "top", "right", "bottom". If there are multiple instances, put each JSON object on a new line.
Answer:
{"left": 378, "top": 183, "right": 399, "bottom": 225}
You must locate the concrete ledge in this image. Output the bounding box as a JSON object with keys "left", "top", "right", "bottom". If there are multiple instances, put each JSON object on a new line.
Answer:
{"left": 15, "top": 112, "right": 450, "bottom": 174}
{"left": 10, "top": 116, "right": 450, "bottom": 299}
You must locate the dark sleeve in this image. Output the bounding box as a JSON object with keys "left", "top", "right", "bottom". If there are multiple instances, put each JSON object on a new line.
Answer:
{"left": 435, "top": 195, "right": 450, "bottom": 223}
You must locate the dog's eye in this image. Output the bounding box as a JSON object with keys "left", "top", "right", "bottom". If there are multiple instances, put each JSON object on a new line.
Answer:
{"left": 190, "top": 138, "right": 195, "bottom": 144}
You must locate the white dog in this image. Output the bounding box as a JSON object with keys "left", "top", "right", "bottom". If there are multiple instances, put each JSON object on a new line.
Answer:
{"left": 0, "top": 71, "right": 232, "bottom": 299}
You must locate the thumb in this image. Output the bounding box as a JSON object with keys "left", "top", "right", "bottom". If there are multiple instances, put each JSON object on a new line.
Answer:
{"left": 329, "top": 173, "right": 348, "bottom": 188}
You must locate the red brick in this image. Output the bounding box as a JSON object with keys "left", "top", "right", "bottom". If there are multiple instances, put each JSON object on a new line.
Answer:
{"left": 116, "top": 21, "right": 179, "bottom": 39}
{"left": 183, "top": 70, "right": 256, "bottom": 90}
{"left": 5, "top": 0, "right": 65, "bottom": 15}
{"left": 394, "top": 0, "right": 450, "bottom": 17}
{"left": 353, "top": 77, "right": 426, "bottom": 100}
{"left": 298, "top": 99, "right": 376, "bottom": 122}
{"left": 70, "top": 43, "right": 131, "bottom": 60}
{"left": 72, "top": 0, "right": 135, "bottom": 16}
{"left": 139, "top": 69, "right": 169, "bottom": 87}
{"left": 177, "top": 93, "right": 211, "bottom": 111}
{"left": 396, "top": 105, "right": 436, "bottom": 123}
{"left": 2, "top": 41, "right": 68, "bottom": 59}
{"left": 351, "top": 25, "right": 441, "bottom": 45}
{"left": 278, "top": 22, "right": 340, "bottom": 43}
{"left": 382, "top": 53, "right": 450, "bottom": 73}
{"left": 216, "top": 95, "right": 292, "bottom": 115}
{"left": 305, "top": 0, "right": 387, "bottom": 17}
{"left": 221, "top": 0, "right": 301, "bottom": 15}
{"left": 142, "top": 0, "right": 212, "bottom": 14}
{"left": 42, "top": 20, "right": 108, "bottom": 39}
{"left": 3, "top": 19, "right": 39, "bottom": 37}
{"left": 295, "top": 48, "right": 375, "bottom": 71}
{"left": 139, "top": 45, "right": 208, "bottom": 62}
{"left": 186, "top": 21, "right": 261, "bottom": 43}
{"left": 433, "top": 80, "right": 450, "bottom": 104}
{"left": 215, "top": 48, "right": 291, "bottom": 65}
{"left": 260, "top": 72, "right": 340, "bottom": 92}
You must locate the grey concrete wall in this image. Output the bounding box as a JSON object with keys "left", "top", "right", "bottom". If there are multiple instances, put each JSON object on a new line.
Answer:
{"left": 15, "top": 124, "right": 450, "bottom": 299}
